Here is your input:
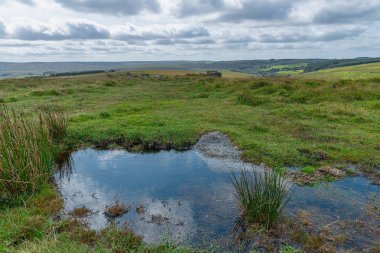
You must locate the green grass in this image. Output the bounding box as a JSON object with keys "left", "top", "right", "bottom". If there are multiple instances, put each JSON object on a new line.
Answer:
{"left": 280, "top": 245, "right": 303, "bottom": 253}
{"left": 298, "top": 62, "right": 380, "bottom": 80}
{"left": 0, "top": 107, "right": 58, "bottom": 198}
{"left": 231, "top": 169, "right": 292, "bottom": 228}
{"left": 38, "top": 106, "right": 67, "bottom": 142}
{"left": 0, "top": 73, "right": 379, "bottom": 168}
{"left": 300, "top": 166, "right": 316, "bottom": 175}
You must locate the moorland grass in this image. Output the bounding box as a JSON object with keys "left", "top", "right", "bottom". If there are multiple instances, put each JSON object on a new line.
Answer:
{"left": 0, "top": 72, "right": 378, "bottom": 168}
{"left": 0, "top": 107, "right": 55, "bottom": 198}
{"left": 38, "top": 106, "right": 67, "bottom": 142}
{"left": 231, "top": 169, "right": 292, "bottom": 228}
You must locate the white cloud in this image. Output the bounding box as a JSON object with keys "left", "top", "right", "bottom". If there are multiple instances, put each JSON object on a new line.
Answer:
{"left": 0, "top": 0, "right": 379, "bottom": 60}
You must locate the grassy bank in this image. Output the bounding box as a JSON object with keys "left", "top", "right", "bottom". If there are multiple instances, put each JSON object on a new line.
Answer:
{"left": 0, "top": 72, "right": 379, "bottom": 168}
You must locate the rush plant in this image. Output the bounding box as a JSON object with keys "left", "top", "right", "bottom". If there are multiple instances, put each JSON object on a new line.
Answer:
{"left": 231, "top": 168, "right": 292, "bottom": 228}
{"left": 0, "top": 107, "right": 59, "bottom": 198}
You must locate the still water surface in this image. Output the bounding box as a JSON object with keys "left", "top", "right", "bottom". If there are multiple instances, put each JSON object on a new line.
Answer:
{"left": 55, "top": 149, "right": 380, "bottom": 248}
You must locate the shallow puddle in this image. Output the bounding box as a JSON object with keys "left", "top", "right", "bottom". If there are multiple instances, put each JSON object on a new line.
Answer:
{"left": 55, "top": 148, "right": 380, "bottom": 250}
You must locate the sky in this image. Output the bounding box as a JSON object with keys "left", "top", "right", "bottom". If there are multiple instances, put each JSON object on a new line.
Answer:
{"left": 0, "top": 0, "right": 379, "bottom": 62}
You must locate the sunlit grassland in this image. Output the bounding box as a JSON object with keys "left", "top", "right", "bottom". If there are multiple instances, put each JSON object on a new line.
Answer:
{"left": 0, "top": 72, "right": 379, "bottom": 168}
{"left": 298, "top": 62, "right": 380, "bottom": 80}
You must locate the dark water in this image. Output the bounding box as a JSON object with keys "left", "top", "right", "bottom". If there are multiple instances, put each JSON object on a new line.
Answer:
{"left": 55, "top": 149, "right": 380, "bottom": 249}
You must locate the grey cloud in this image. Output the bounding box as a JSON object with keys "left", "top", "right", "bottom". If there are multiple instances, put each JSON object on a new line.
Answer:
{"left": 260, "top": 27, "right": 364, "bottom": 43}
{"left": 17, "top": 0, "right": 34, "bottom": 5}
{"left": 218, "top": 0, "right": 297, "bottom": 22}
{"left": 176, "top": 0, "right": 225, "bottom": 17}
{"left": 0, "top": 21, "right": 6, "bottom": 38}
{"left": 114, "top": 26, "right": 210, "bottom": 43}
{"left": 313, "top": 4, "right": 380, "bottom": 24}
{"left": 0, "top": 0, "right": 34, "bottom": 5}
{"left": 12, "top": 21, "right": 110, "bottom": 40}
{"left": 0, "top": 42, "right": 36, "bottom": 47}
{"left": 54, "top": 0, "right": 160, "bottom": 16}
{"left": 223, "top": 36, "right": 253, "bottom": 44}
{"left": 155, "top": 38, "right": 215, "bottom": 45}
{"left": 176, "top": 0, "right": 298, "bottom": 22}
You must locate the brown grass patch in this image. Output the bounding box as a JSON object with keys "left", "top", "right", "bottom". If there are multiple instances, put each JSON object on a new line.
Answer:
{"left": 69, "top": 207, "right": 92, "bottom": 218}
{"left": 104, "top": 200, "right": 130, "bottom": 218}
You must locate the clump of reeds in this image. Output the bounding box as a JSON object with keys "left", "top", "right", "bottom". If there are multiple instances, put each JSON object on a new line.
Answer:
{"left": 0, "top": 107, "right": 53, "bottom": 197}
{"left": 0, "top": 106, "right": 66, "bottom": 198}
{"left": 38, "top": 106, "right": 67, "bottom": 142}
{"left": 231, "top": 168, "right": 292, "bottom": 228}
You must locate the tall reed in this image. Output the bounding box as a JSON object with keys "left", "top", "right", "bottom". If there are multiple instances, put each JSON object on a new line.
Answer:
{"left": 0, "top": 107, "right": 57, "bottom": 197}
{"left": 231, "top": 168, "right": 292, "bottom": 228}
{"left": 38, "top": 106, "right": 67, "bottom": 142}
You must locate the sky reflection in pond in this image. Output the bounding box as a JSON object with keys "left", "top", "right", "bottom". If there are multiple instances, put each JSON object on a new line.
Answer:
{"left": 55, "top": 148, "right": 380, "bottom": 249}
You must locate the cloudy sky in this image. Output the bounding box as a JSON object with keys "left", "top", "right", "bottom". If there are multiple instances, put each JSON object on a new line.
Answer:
{"left": 0, "top": 0, "right": 379, "bottom": 61}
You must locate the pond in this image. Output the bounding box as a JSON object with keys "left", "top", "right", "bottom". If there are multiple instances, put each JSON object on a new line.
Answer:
{"left": 55, "top": 148, "right": 380, "bottom": 250}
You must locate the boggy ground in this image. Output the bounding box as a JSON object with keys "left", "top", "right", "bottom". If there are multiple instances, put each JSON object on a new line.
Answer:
{"left": 0, "top": 71, "right": 379, "bottom": 252}
{"left": 0, "top": 71, "right": 379, "bottom": 169}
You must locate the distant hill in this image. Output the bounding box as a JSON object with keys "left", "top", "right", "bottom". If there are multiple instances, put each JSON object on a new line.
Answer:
{"left": 304, "top": 57, "right": 380, "bottom": 72}
{"left": 0, "top": 60, "right": 322, "bottom": 78}
{"left": 298, "top": 62, "right": 380, "bottom": 80}
{"left": 1, "top": 58, "right": 379, "bottom": 79}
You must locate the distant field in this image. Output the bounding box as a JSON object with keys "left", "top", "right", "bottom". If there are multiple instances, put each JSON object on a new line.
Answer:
{"left": 298, "top": 62, "right": 380, "bottom": 80}
{"left": 220, "top": 70, "right": 253, "bottom": 78}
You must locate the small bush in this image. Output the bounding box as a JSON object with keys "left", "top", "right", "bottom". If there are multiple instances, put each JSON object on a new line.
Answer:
{"left": 0, "top": 107, "right": 55, "bottom": 197}
{"left": 231, "top": 169, "right": 292, "bottom": 228}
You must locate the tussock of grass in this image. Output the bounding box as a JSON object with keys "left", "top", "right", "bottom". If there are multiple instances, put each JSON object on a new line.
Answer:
{"left": 0, "top": 107, "right": 55, "bottom": 198}
{"left": 39, "top": 107, "right": 67, "bottom": 142}
{"left": 231, "top": 169, "right": 292, "bottom": 228}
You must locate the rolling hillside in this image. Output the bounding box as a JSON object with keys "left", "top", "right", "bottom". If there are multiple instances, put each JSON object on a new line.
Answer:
{"left": 298, "top": 62, "right": 380, "bottom": 80}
